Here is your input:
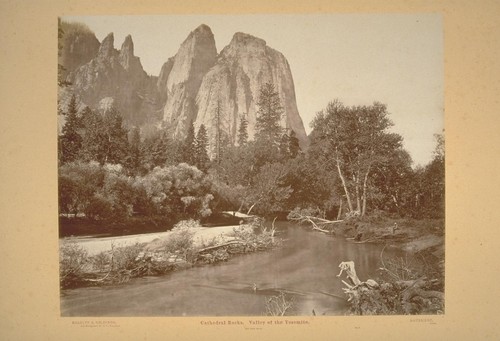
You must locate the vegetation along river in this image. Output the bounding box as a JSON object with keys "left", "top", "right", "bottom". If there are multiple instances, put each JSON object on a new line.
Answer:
{"left": 60, "top": 222, "right": 397, "bottom": 316}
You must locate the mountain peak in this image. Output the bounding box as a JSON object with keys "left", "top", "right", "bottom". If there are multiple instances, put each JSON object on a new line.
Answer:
{"left": 194, "top": 24, "right": 212, "bottom": 34}
{"left": 230, "top": 32, "right": 266, "bottom": 47}
{"left": 121, "top": 34, "right": 134, "bottom": 56}
{"left": 121, "top": 34, "right": 134, "bottom": 55}
{"left": 98, "top": 32, "right": 115, "bottom": 57}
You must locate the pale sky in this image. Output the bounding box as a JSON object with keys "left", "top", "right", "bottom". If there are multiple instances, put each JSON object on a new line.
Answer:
{"left": 63, "top": 14, "right": 443, "bottom": 167}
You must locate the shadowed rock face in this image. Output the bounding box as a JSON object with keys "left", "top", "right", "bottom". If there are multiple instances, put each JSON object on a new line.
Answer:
{"left": 59, "top": 22, "right": 308, "bottom": 149}
{"left": 59, "top": 22, "right": 100, "bottom": 79}
{"left": 64, "top": 29, "right": 160, "bottom": 126}
{"left": 159, "top": 24, "right": 218, "bottom": 136}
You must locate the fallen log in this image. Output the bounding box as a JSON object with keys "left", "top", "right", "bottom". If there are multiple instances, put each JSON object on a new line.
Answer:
{"left": 198, "top": 240, "right": 246, "bottom": 253}
{"left": 287, "top": 211, "right": 343, "bottom": 234}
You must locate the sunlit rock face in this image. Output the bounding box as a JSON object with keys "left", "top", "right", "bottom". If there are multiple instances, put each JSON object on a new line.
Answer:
{"left": 193, "top": 32, "right": 307, "bottom": 153}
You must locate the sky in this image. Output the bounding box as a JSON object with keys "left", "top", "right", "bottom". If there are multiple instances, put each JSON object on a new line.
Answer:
{"left": 63, "top": 14, "right": 443, "bottom": 167}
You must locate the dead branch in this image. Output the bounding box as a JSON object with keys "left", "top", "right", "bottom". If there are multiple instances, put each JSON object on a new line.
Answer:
{"left": 337, "top": 261, "right": 362, "bottom": 286}
{"left": 198, "top": 240, "right": 246, "bottom": 253}
{"left": 288, "top": 211, "right": 343, "bottom": 234}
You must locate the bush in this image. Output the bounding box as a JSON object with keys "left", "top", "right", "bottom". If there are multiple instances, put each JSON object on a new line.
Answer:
{"left": 59, "top": 241, "right": 89, "bottom": 288}
{"left": 163, "top": 220, "right": 198, "bottom": 261}
{"left": 138, "top": 163, "right": 215, "bottom": 220}
{"left": 265, "top": 291, "right": 294, "bottom": 316}
{"left": 110, "top": 243, "right": 144, "bottom": 271}
{"left": 232, "top": 219, "right": 277, "bottom": 252}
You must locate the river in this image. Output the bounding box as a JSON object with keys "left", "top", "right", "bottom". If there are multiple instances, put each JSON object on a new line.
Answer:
{"left": 60, "top": 223, "right": 395, "bottom": 316}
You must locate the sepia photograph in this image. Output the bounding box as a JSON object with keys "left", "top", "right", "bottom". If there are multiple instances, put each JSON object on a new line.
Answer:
{"left": 57, "top": 14, "right": 444, "bottom": 317}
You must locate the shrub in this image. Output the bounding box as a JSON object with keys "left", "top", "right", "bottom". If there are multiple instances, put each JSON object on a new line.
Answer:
{"left": 90, "top": 251, "right": 111, "bottom": 272}
{"left": 163, "top": 220, "right": 198, "bottom": 260}
{"left": 110, "top": 243, "right": 144, "bottom": 271}
{"left": 265, "top": 291, "right": 294, "bottom": 316}
{"left": 138, "top": 163, "right": 215, "bottom": 220}
{"left": 59, "top": 241, "right": 89, "bottom": 288}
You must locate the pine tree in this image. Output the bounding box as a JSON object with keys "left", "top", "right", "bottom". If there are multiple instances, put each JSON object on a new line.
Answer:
{"left": 59, "top": 95, "right": 82, "bottom": 163}
{"left": 80, "top": 107, "right": 107, "bottom": 164}
{"left": 102, "top": 108, "right": 129, "bottom": 165}
{"left": 254, "top": 82, "right": 284, "bottom": 164}
{"left": 194, "top": 124, "right": 210, "bottom": 172}
{"left": 80, "top": 107, "right": 129, "bottom": 165}
{"left": 142, "top": 131, "right": 169, "bottom": 170}
{"left": 288, "top": 129, "right": 301, "bottom": 158}
{"left": 125, "top": 127, "right": 142, "bottom": 175}
{"left": 181, "top": 122, "right": 196, "bottom": 165}
{"left": 279, "top": 132, "right": 291, "bottom": 160}
{"left": 237, "top": 115, "right": 249, "bottom": 146}
{"left": 255, "top": 82, "right": 284, "bottom": 145}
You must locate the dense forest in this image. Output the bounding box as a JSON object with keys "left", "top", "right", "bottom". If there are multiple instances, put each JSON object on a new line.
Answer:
{"left": 58, "top": 81, "right": 444, "bottom": 232}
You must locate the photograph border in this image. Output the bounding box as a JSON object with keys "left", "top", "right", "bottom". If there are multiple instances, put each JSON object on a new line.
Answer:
{"left": 1, "top": 0, "right": 499, "bottom": 339}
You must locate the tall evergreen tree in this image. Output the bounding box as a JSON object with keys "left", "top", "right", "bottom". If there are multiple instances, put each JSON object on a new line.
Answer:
{"left": 142, "top": 130, "right": 169, "bottom": 171}
{"left": 254, "top": 82, "right": 285, "bottom": 165}
{"left": 279, "top": 132, "right": 291, "bottom": 160}
{"left": 255, "top": 82, "right": 284, "bottom": 145}
{"left": 237, "top": 115, "right": 249, "bottom": 146}
{"left": 102, "top": 108, "right": 129, "bottom": 165}
{"left": 125, "top": 127, "right": 142, "bottom": 175}
{"left": 79, "top": 107, "right": 129, "bottom": 165}
{"left": 59, "top": 95, "right": 82, "bottom": 163}
{"left": 80, "top": 107, "right": 107, "bottom": 164}
{"left": 194, "top": 124, "right": 210, "bottom": 172}
{"left": 288, "top": 129, "right": 301, "bottom": 158}
{"left": 181, "top": 122, "right": 196, "bottom": 165}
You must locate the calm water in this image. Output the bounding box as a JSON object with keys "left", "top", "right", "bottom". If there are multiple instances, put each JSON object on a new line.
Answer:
{"left": 60, "top": 223, "right": 394, "bottom": 316}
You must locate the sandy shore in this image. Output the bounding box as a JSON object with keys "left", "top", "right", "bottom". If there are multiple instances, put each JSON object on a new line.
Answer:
{"left": 60, "top": 225, "right": 244, "bottom": 256}
{"left": 60, "top": 212, "right": 256, "bottom": 255}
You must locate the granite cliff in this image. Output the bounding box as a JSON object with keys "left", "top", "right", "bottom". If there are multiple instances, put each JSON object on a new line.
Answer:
{"left": 59, "top": 22, "right": 307, "bottom": 149}
{"left": 62, "top": 23, "right": 160, "bottom": 126}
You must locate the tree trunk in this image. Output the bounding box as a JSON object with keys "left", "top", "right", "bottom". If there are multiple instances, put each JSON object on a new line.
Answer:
{"left": 336, "top": 157, "right": 353, "bottom": 212}
{"left": 361, "top": 166, "right": 371, "bottom": 216}
{"left": 247, "top": 202, "right": 258, "bottom": 215}
{"left": 354, "top": 173, "right": 361, "bottom": 213}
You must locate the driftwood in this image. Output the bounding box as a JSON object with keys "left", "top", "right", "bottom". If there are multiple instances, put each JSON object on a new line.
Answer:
{"left": 198, "top": 240, "right": 246, "bottom": 253}
{"left": 337, "top": 261, "right": 379, "bottom": 301}
{"left": 287, "top": 211, "right": 343, "bottom": 234}
{"left": 337, "top": 260, "right": 444, "bottom": 314}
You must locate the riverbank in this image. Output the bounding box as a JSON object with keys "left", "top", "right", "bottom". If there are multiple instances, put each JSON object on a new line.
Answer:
{"left": 286, "top": 208, "right": 445, "bottom": 314}
{"left": 336, "top": 215, "right": 445, "bottom": 315}
{"left": 59, "top": 214, "right": 279, "bottom": 289}
{"left": 63, "top": 224, "right": 247, "bottom": 256}
{"left": 341, "top": 215, "right": 445, "bottom": 273}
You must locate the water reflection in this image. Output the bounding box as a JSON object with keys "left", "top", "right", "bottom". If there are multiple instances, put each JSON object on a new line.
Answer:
{"left": 61, "top": 223, "right": 394, "bottom": 316}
